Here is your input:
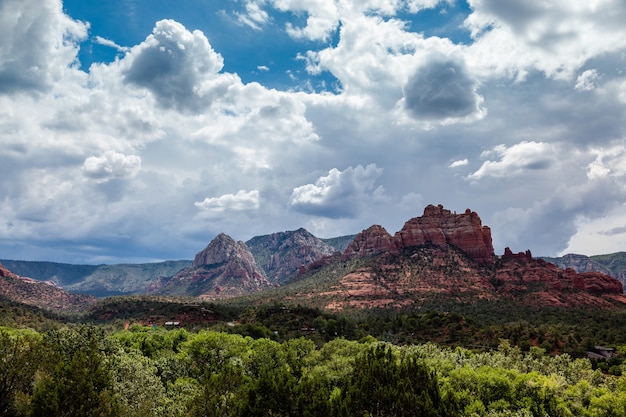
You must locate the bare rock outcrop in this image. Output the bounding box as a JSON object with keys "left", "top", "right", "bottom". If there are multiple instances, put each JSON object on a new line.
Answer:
{"left": 342, "top": 225, "right": 394, "bottom": 260}
{"left": 246, "top": 228, "right": 335, "bottom": 285}
{"left": 152, "top": 233, "right": 270, "bottom": 299}
{"left": 393, "top": 204, "right": 494, "bottom": 264}
{"left": 497, "top": 248, "right": 624, "bottom": 298}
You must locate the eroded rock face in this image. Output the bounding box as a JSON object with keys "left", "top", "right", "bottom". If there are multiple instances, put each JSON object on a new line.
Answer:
{"left": 246, "top": 228, "right": 335, "bottom": 285}
{"left": 392, "top": 205, "right": 495, "bottom": 264}
{"left": 496, "top": 249, "right": 624, "bottom": 296}
{"left": 341, "top": 205, "right": 495, "bottom": 264}
{"left": 153, "top": 233, "right": 270, "bottom": 299}
{"left": 342, "top": 225, "right": 394, "bottom": 260}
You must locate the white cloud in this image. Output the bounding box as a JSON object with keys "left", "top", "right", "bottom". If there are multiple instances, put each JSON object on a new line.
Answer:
{"left": 2, "top": 0, "right": 626, "bottom": 263}
{"left": 586, "top": 141, "right": 626, "bottom": 180}
{"left": 464, "top": 0, "right": 626, "bottom": 80}
{"left": 83, "top": 151, "right": 142, "bottom": 181}
{"left": 94, "top": 36, "right": 130, "bottom": 53}
{"left": 195, "top": 190, "right": 261, "bottom": 214}
{"left": 120, "top": 19, "right": 235, "bottom": 112}
{"left": 449, "top": 159, "right": 468, "bottom": 168}
{"left": 575, "top": 69, "right": 599, "bottom": 91}
{"left": 0, "top": 0, "right": 88, "bottom": 94}
{"left": 289, "top": 164, "right": 385, "bottom": 218}
{"left": 236, "top": 2, "right": 271, "bottom": 30}
{"left": 468, "top": 141, "right": 557, "bottom": 180}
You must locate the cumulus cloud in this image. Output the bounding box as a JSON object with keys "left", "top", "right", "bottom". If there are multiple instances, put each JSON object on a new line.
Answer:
{"left": 122, "top": 19, "right": 235, "bottom": 112}
{"left": 195, "top": 190, "right": 261, "bottom": 215}
{"left": 403, "top": 57, "right": 484, "bottom": 122}
{"left": 83, "top": 151, "right": 142, "bottom": 181}
{"left": 0, "top": 0, "right": 88, "bottom": 94}
{"left": 465, "top": 0, "right": 626, "bottom": 80}
{"left": 468, "top": 141, "right": 557, "bottom": 180}
{"left": 289, "top": 164, "right": 385, "bottom": 218}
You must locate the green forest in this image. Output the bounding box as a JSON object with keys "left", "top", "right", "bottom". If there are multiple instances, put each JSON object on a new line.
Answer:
{"left": 3, "top": 318, "right": 626, "bottom": 417}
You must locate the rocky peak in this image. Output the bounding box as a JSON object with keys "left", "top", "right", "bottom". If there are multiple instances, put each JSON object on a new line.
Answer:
{"left": 246, "top": 228, "right": 335, "bottom": 285}
{"left": 392, "top": 204, "right": 494, "bottom": 264}
{"left": 342, "top": 225, "right": 394, "bottom": 260}
{"left": 152, "top": 233, "right": 269, "bottom": 299}
{"left": 193, "top": 233, "right": 254, "bottom": 267}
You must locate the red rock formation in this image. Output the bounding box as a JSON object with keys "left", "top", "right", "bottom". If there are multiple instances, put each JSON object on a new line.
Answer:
{"left": 393, "top": 204, "right": 495, "bottom": 264}
{"left": 0, "top": 262, "right": 18, "bottom": 279}
{"left": 496, "top": 249, "right": 624, "bottom": 297}
{"left": 342, "top": 225, "right": 394, "bottom": 260}
{"left": 0, "top": 262, "right": 96, "bottom": 311}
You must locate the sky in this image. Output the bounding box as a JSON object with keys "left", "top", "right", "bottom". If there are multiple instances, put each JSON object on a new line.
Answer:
{"left": 1, "top": 0, "right": 626, "bottom": 264}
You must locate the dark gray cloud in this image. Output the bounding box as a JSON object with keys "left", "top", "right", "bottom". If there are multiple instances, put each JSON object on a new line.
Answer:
{"left": 404, "top": 58, "right": 481, "bottom": 121}
{"left": 491, "top": 177, "right": 626, "bottom": 255}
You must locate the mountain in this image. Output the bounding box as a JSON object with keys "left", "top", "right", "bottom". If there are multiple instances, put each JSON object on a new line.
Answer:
{"left": 541, "top": 253, "right": 626, "bottom": 289}
{"left": 0, "top": 259, "right": 191, "bottom": 296}
{"left": 265, "top": 205, "right": 625, "bottom": 311}
{"left": 321, "top": 234, "right": 357, "bottom": 252}
{"left": 246, "top": 228, "right": 337, "bottom": 285}
{"left": 149, "top": 233, "right": 270, "bottom": 298}
{"left": 0, "top": 262, "right": 96, "bottom": 312}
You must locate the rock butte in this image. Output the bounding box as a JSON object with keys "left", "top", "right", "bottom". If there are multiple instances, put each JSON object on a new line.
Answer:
{"left": 343, "top": 204, "right": 494, "bottom": 264}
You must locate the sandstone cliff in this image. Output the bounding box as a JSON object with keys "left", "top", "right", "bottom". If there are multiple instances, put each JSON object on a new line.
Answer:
{"left": 342, "top": 204, "right": 494, "bottom": 265}
{"left": 290, "top": 205, "right": 625, "bottom": 311}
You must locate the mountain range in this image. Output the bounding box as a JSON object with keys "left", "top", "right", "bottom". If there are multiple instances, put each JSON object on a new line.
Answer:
{"left": 2, "top": 204, "right": 626, "bottom": 312}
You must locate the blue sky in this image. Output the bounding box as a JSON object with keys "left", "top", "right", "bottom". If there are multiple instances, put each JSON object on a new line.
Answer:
{"left": 1, "top": 0, "right": 626, "bottom": 264}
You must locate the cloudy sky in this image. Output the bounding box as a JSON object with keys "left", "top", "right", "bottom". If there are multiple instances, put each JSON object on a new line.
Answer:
{"left": 1, "top": 0, "right": 626, "bottom": 264}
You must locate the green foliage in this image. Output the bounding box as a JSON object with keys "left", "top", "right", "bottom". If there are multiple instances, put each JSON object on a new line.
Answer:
{"left": 29, "top": 326, "right": 121, "bottom": 417}
{"left": 4, "top": 323, "right": 626, "bottom": 416}
{"left": 333, "top": 344, "right": 453, "bottom": 417}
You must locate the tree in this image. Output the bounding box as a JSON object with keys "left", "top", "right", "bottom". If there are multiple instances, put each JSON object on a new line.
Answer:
{"left": 0, "top": 329, "right": 41, "bottom": 416}
{"left": 28, "top": 326, "right": 120, "bottom": 417}
{"left": 333, "top": 344, "right": 454, "bottom": 417}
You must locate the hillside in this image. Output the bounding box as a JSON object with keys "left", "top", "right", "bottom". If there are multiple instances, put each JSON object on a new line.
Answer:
{"left": 542, "top": 252, "right": 626, "bottom": 289}
{"left": 0, "top": 262, "right": 96, "bottom": 312}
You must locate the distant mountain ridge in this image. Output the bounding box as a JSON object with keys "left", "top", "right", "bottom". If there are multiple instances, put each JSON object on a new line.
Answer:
{"left": 0, "top": 259, "right": 192, "bottom": 297}
{"left": 540, "top": 252, "right": 626, "bottom": 289}
{"left": 1, "top": 231, "right": 355, "bottom": 297}
{"left": 2, "top": 206, "right": 625, "bottom": 309}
